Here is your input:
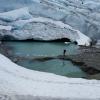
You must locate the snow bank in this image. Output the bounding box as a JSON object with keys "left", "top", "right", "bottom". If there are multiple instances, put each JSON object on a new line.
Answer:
{"left": 0, "top": 54, "right": 100, "bottom": 99}
{"left": 0, "top": 7, "right": 32, "bottom": 22}
{"left": 75, "top": 30, "right": 91, "bottom": 46}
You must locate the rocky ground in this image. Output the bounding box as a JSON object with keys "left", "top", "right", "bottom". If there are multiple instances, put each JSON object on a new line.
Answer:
{"left": 0, "top": 41, "right": 13, "bottom": 56}
{"left": 68, "top": 46, "right": 100, "bottom": 75}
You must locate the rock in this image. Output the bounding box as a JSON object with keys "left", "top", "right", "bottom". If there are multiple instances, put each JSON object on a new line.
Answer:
{"left": 87, "top": 73, "right": 100, "bottom": 80}
{"left": 68, "top": 46, "right": 100, "bottom": 74}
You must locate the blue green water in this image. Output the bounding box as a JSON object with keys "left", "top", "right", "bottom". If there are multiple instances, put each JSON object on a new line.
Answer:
{"left": 7, "top": 41, "right": 87, "bottom": 78}
{"left": 8, "top": 42, "right": 79, "bottom": 56}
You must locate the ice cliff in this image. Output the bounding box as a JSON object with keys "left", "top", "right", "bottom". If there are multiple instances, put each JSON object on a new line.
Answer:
{"left": 0, "top": 0, "right": 100, "bottom": 38}
{"left": 0, "top": 7, "right": 91, "bottom": 46}
{"left": 0, "top": 0, "right": 100, "bottom": 45}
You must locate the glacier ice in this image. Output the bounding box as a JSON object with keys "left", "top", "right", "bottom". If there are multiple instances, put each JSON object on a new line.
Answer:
{"left": 0, "top": 0, "right": 100, "bottom": 40}
{"left": 0, "top": 7, "right": 32, "bottom": 22}
{"left": 0, "top": 14, "right": 91, "bottom": 46}
{"left": 1, "top": 0, "right": 100, "bottom": 45}
{"left": 0, "top": 25, "right": 12, "bottom": 31}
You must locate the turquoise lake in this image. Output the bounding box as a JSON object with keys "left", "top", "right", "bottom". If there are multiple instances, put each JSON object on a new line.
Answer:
{"left": 6, "top": 41, "right": 87, "bottom": 78}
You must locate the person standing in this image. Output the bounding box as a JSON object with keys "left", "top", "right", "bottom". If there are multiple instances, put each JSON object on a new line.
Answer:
{"left": 63, "top": 49, "right": 66, "bottom": 56}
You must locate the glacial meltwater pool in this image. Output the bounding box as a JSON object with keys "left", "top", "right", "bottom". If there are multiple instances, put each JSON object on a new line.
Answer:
{"left": 6, "top": 41, "right": 87, "bottom": 78}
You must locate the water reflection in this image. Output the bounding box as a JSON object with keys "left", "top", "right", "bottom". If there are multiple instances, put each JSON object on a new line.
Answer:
{"left": 6, "top": 41, "right": 86, "bottom": 78}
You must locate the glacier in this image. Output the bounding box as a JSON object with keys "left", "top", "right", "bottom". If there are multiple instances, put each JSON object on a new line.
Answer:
{"left": 0, "top": 1, "right": 100, "bottom": 99}
{"left": 0, "top": 54, "right": 100, "bottom": 99}
{"left": 0, "top": 0, "right": 100, "bottom": 44}
{"left": 0, "top": 0, "right": 100, "bottom": 39}
{"left": 0, "top": 25, "right": 12, "bottom": 30}
{"left": 0, "top": 7, "right": 91, "bottom": 46}
{"left": 0, "top": 7, "right": 32, "bottom": 22}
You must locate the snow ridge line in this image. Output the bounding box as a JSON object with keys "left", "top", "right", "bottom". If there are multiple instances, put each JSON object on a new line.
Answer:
{"left": 1, "top": 60, "right": 100, "bottom": 86}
